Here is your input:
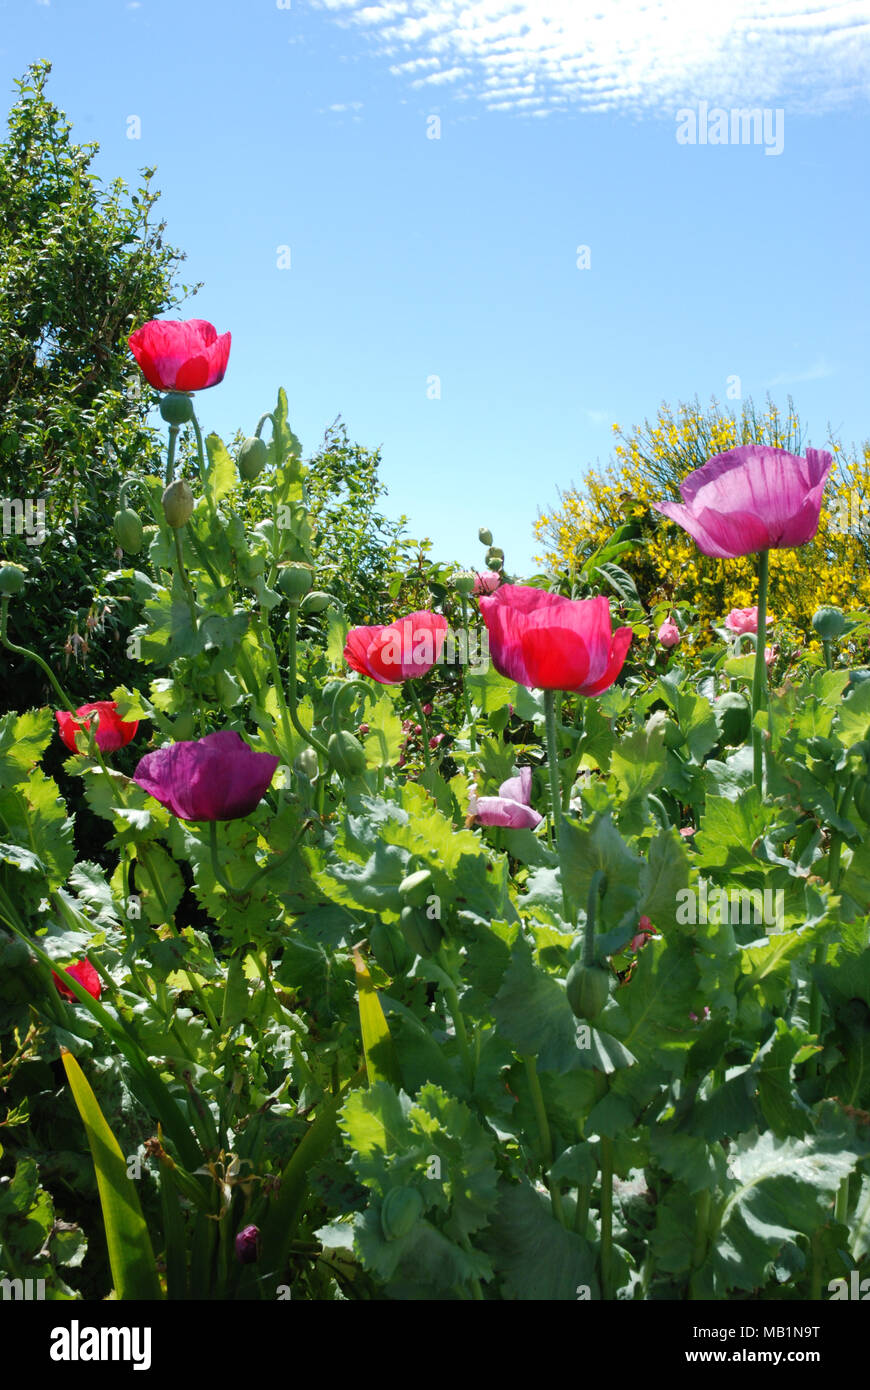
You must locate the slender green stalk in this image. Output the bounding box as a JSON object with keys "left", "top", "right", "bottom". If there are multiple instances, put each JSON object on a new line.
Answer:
{"left": 751, "top": 548, "right": 770, "bottom": 794}
{"left": 254, "top": 612, "right": 298, "bottom": 765}
{"left": 822, "top": 638, "right": 833, "bottom": 671}
{"left": 138, "top": 845, "right": 220, "bottom": 1033}
{"left": 165, "top": 423, "right": 179, "bottom": 486}
{"left": 543, "top": 689, "right": 563, "bottom": 859}
{"left": 458, "top": 594, "right": 477, "bottom": 752}
{"left": 809, "top": 776, "right": 854, "bottom": 1075}
{"left": 407, "top": 681, "right": 432, "bottom": 770}
{"left": 599, "top": 1136, "right": 615, "bottom": 1299}
{"left": 688, "top": 1188, "right": 712, "bottom": 1299}
{"left": 835, "top": 1174, "right": 850, "bottom": 1226}
{"left": 172, "top": 529, "right": 200, "bottom": 633}
{"left": 574, "top": 1183, "right": 590, "bottom": 1236}
{"left": 441, "top": 976, "right": 473, "bottom": 1087}
{"left": 523, "top": 1053, "right": 567, "bottom": 1227}
{"left": 287, "top": 614, "right": 330, "bottom": 759}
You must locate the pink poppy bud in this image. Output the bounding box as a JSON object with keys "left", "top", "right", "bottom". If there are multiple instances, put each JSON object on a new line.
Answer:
{"left": 657, "top": 615, "right": 681, "bottom": 648}
{"left": 234, "top": 1225, "right": 260, "bottom": 1264}
{"left": 724, "top": 606, "right": 774, "bottom": 635}
{"left": 53, "top": 960, "right": 102, "bottom": 1001}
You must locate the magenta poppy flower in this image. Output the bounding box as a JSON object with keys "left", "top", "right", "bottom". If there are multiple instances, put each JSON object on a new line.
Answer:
{"left": 470, "top": 766, "right": 543, "bottom": 830}
{"left": 128, "top": 318, "right": 231, "bottom": 392}
{"left": 657, "top": 615, "right": 681, "bottom": 648}
{"left": 473, "top": 571, "right": 502, "bottom": 596}
{"left": 133, "top": 731, "right": 279, "bottom": 822}
{"left": 652, "top": 445, "right": 832, "bottom": 559}
{"left": 725, "top": 606, "right": 773, "bottom": 635}
{"left": 56, "top": 701, "right": 139, "bottom": 754}
{"left": 53, "top": 959, "right": 101, "bottom": 1001}
{"left": 344, "top": 611, "right": 449, "bottom": 685}
{"left": 478, "top": 585, "right": 632, "bottom": 695}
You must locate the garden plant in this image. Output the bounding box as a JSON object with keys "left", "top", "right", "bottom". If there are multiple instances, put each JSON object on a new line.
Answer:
{"left": 1, "top": 309, "right": 870, "bottom": 1304}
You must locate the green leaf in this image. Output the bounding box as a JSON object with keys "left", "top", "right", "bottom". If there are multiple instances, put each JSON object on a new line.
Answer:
{"left": 204, "top": 432, "right": 236, "bottom": 506}
{"left": 60, "top": 1050, "right": 162, "bottom": 1300}
{"left": 0, "top": 708, "right": 54, "bottom": 786}
{"left": 354, "top": 948, "right": 400, "bottom": 1086}
{"left": 479, "top": 1179, "right": 598, "bottom": 1299}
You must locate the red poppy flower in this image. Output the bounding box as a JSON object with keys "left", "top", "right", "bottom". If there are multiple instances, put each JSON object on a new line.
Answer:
{"left": 344, "top": 611, "right": 449, "bottom": 685}
{"left": 56, "top": 701, "right": 139, "bottom": 753}
{"left": 478, "top": 585, "right": 632, "bottom": 695}
{"left": 128, "top": 318, "right": 231, "bottom": 392}
{"left": 52, "top": 959, "right": 102, "bottom": 1001}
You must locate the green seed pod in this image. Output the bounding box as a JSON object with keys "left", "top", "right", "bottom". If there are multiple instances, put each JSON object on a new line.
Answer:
{"left": 715, "top": 691, "right": 751, "bottom": 746}
{"left": 478, "top": 527, "right": 493, "bottom": 547}
{"left": 370, "top": 921, "right": 413, "bottom": 977}
{"left": 487, "top": 554, "right": 504, "bottom": 573}
{"left": 566, "top": 962, "right": 611, "bottom": 1021}
{"left": 159, "top": 392, "right": 194, "bottom": 426}
{"left": 294, "top": 747, "right": 319, "bottom": 781}
{"left": 162, "top": 479, "right": 195, "bottom": 529}
{"left": 238, "top": 436, "right": 268, "bottom": 481}
{"left": 327, "top": 730, "right": 367, "bottom": 778}
{"left": 277, "top": 563, "right": 314, "bottom": 601}
{"left": 299, "top": 590, "right": 332, "bottom": 615}
{"left": 812, "top": 606, "right": 847, "bottom": 641}
{"left": 113, "top": 507, "right": 144, "bottom": 553}
{"left": 0, "top": 564, "right": 26, "bottom": 597}
{"left": 452, "top": 570, "right": 475, "bottom": 595}
{"left": 399, "top": 869, "right": 433, "bottom": 909}
{"left": 380, "top": 1186, "right": 423, "bottom": 1242}
{"left": 399, "top": 904, "right": 442, "bottom": 957}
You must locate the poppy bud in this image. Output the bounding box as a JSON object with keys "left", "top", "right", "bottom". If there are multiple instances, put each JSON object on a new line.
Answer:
{"left": 238, "top": 436, "right": 268, "bottom": 481}
{"left": 234, "top": 1224, "right": 260, "bottom": 1264}
{"left": 478, "top": 527, "right": 493, "bottom": 547}
{"left": 399, "top": 904, "right": 442, "bottom": 956}
{"left": 399, "top": 869, "right": 432, "bottom": 908}
{"left": 452, "top": 571, "right": 475, "bottom": 595}
{"left": 566, "top": 962, "right": 610, "bottom": 1021}
{"left": 812, "top": 606, "right": 847, "bottom": 640}
{"left": 294, "top": 747, "right": 319, "bottom": 780}
{"left": 327, "top": 730, "right": 367, "bottom": 778}
{"left": 370, "top": 921, "right": 413, "bottom": 976}
{"left": 0, "top": 563, "right": 26, "bottom": 597}
{"left": 299, "top": 591, "right": 332, "bottom": 615}
{"left": 159, "top": 392, "right": 195, "bottom": 426}
{"left": 162, "top": 479, "right": 194, "bottom": 529}
{"left": 277, "top": 563, "right": 314, "bottom": 602}
{"left": 113, "top": 508, "right": 144, "bottom": 553}
{"left": 381, "top": 1187, "right": 423, "bottom": 1241}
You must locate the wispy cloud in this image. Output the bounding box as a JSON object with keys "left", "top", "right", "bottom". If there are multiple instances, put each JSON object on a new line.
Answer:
{"left": 309, "top": 0, "right": 870, "bottom": 116}
{"left": 766, "top": 358, "right": 837, "bottom": 387}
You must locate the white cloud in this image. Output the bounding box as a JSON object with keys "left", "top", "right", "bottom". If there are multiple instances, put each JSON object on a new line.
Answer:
{"left": 309, "top": 0, "right": 870, "bottom": 115}
{"left": 766, "top": 358, "right": 837, "bottom": 387}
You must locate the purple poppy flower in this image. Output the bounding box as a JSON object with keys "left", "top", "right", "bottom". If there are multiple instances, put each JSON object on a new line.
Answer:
{"left": 469, "top": 765, "right": 543, "bottom": 830}
{"left": 234, "top": 1224, "right": 260, "bottom": 1264}
{"left": 652, "top": 445, "right": 832, "bottom": 559}
{"left": 133, "top": 730, "right": 280, "bottom": 822}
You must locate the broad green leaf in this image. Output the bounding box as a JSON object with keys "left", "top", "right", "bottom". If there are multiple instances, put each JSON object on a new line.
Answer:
{"left": 354, "top": 948, "right": 400, "bottom": 1086}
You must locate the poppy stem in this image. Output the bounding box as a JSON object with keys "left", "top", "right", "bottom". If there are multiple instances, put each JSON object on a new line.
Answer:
{"left": 751, "top": 549, "right": 770, "bottom": 795}
{"left": 522, "top": 1053, "right": 567, "bottom": 1228}
{"left": 458, "top": 594, "right": 477, "bottom": 751}
{"left": 286, "top": 615, "right": 330, "bottom": 760}
{"left": 543, "top": 688, "right": 565, "bottom": 867}
{"left": 408, "top": 682, "right": 432, "bottom": 770}
{"left": 1, "top": 596, "right": 77, "bottom": 713}
{"left": 165, "top": 423, "right": 179, "bottom": 486}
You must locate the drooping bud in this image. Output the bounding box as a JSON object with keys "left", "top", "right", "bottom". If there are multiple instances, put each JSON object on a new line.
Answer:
{"left": 565, "top": 961, "right": 610, "bottom": 1021}
{"left": 162, "top": 479, "right": 195, "bottom": 529}
{"left": 238, "top": 436, "right": 268, "bottom": 481}
{"left": 370, "top": 921, "right": 413, "bottom": 977}
{"left": 113, "top": 508, "right": 145, "bottom": 553}
{"left": 294, "top": 747, "right": 319, "bottom": 781}
{"left": 159, "top": 392, "right": 194, "bottom": 426}
{"left": 399, "top": 869, "right": 432, "bottom": 908}
{"left": 299, "top": 591, "right": 332, "bottom": 615}
{"left": 327, "top": 730, "right": 367, "bottom": 778}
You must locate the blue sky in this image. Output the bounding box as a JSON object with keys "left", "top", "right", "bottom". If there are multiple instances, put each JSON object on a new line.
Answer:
{"left": 1, "top": 0, "right": 868, "bottom": 575}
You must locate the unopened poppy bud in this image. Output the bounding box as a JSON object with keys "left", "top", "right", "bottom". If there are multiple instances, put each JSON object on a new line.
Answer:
{"left": 487, "top": 553, "right": 504, "bottom": 572}
{"left": 812, "top": 606, "right": 847, "bottom": 640}
{"left": 452, "top": 570, "right": 475, "bottom": 595}
{"left": 399, "top": 869, "right": 432, "bottom": 909}
{"left": 299, "top": 590, "right": 332, "bottom": 615}
{"left": 0, "top": 563, "right": 27, "bottom": 596}
{"left": 294, "top": 747, "right": 319, "bottom": 780}
{"left": 162, "top": 479, "right": 194, "bottom": 529}
{"left": 277, "top": 563, "right": 314, "bottom": 602}
{"left": 234, "top": 1224, "right": 260, "bottom": 1264}
{"left": 327, "top": 730, "right": 367, "bottom": 777}
{"left": 238, "top": 436, "right": 268, "bottom": 481}
{"left": 159, "top": 392, "right": 194, "bottom": 426}
{"left": 113, "top": 508, "right": 144, "bottom": 553}
{"left": 478, "top": 527, "right": 493, "bottom": 547}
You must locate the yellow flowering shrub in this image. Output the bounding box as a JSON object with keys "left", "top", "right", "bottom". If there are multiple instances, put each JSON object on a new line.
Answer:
{"left": 534, "top": 396, "right": 870, "bottom": 632}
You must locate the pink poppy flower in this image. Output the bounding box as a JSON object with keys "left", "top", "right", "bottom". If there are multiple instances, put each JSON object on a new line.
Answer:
{"left": 344, "top": 611, "right": 448, "bottom": 685}
{"left": 133, "top": 731, "right": 279, "bottom": 822}
{"left": 477, "top": 586, "right": 632, "bottom": 695}
{"left": 724, "top": 606, "right": 773, "bottom": 635}
{"left": 469, "top": 766, "right": 543, "bottom": 830}
{"left": 53, "top": 959, "right": 101, "bottom": 1001}
{"left": 128, "top": 318, "right": 231, "bottom": 392}
{"left": 56, "top": 701, "right": 139, "bottom": 754}
{"left": 652, "top": 445, "right": 832, "bottom": 559}
{"left": 657, "top": 615, "right": 681, "bottom": 648}
{"left": 473, "top": 571, "right": 502, "bottom": 596}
